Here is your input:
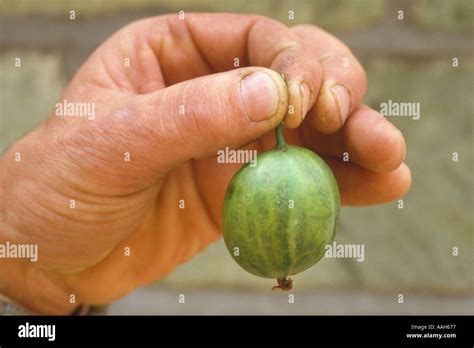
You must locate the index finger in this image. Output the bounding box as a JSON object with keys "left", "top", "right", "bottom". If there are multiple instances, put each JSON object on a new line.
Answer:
{"left": 103, "top": 13, "right": 360, "bottom": 130}
{"left": 131, "top": 13, "right": 323, "bottom": 128}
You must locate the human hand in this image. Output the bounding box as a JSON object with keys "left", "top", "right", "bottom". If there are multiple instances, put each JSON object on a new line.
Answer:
{"left": 0, "top": 13, "right": 410, "bottom": 314}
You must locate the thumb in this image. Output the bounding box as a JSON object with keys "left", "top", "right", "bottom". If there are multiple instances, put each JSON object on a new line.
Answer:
{"left": 130, "top": 67, "right": 288, "bottom": 173}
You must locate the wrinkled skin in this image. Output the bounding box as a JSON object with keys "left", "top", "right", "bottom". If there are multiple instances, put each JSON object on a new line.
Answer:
{"left": 0, "top": 14, "right": 410, "bottom": 314}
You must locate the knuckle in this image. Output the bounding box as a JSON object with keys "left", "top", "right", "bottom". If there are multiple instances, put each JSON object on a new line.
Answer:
{"left": 173, "top": 80, "right": 235, "bottom": 147}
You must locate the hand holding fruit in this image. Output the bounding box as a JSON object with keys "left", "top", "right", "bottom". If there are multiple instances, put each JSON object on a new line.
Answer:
{"left": 0, "top": 13, "right": 410, "bottom": 314}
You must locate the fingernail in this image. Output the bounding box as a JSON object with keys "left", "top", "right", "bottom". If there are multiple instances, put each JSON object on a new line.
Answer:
{"left": 241, "top": 72, "right": 279, "bottom": 122}
{"left": 331, "top": 85, "right": 351, "bottom": 123}
{"left": 300, "top": 82, "right": 311, "bottom": 118}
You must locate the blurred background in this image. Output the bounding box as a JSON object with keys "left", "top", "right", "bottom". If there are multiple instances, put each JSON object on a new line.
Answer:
{"left": 1, "top": 0, "right": 473, "bottom": 314}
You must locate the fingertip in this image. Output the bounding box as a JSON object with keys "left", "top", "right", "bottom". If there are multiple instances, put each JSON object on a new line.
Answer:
{"left": 362, "top": 120, "right": 406, "bottom": 173}
{"left": 396, "top": 162, "right": 412, "bottom": 198}
{"left": 331, "top": 85, "right": 351, "bottom": 124}
{"left": 311, "top": 81, "right": 347, "bottom": 134}
{"left": 268, "top": 45, "right": 322, "bottom": 129}
{"left": 282, "top": 78, "right": 308, "bottom": 129}
{"left": 344, "top": 108, "right": 407, "bottom": 173}
{"left": 327, "top": 159, "right": 412, "bottom": 206}
{"left": 373, "top": 162, "right": 412, "bottom": 204}
{"left": 250, "top": 67, "right": 289, "bottom": 125}
{"left": 383, "top": 125, "right": 407, "bottom": 172}
{"left": 239, "top": 68, "right": 287, "bottom": 124}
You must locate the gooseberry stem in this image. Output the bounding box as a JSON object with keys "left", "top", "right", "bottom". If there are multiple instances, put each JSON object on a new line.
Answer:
{"left": 275, "top": 123, "right": 286, "bottom": 149}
